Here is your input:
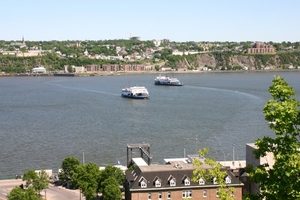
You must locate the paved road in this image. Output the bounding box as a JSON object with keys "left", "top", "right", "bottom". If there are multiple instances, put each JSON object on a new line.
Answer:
{"left": 0, "top": 179, "right": 85, "bottom": 200}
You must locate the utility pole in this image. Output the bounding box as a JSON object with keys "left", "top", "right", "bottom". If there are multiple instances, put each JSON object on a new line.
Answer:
{"left": 232, "top": 144, "right": 235, "bottom": 163}
{"left": 195, "top": 135, "right": 199, "bottom": 153}
{"left": 82, "top": 150, "right": 85, "bottom": 164}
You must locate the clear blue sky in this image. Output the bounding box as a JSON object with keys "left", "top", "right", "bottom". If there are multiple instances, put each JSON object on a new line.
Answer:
{"left": 1, "top": 0, "right": 299, "bottom": 42}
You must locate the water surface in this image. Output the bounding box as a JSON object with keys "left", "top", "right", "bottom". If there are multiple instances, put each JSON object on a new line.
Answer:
{"left": 0, "top": 71, "right": 299, "bottom": 178}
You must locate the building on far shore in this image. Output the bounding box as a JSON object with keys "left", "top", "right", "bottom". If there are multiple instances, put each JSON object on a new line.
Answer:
{"left": 247, "top": 42, "right": 275, "bottom": 54}
{"left": 31, "top": 66, "right": 46, "bottom": 73}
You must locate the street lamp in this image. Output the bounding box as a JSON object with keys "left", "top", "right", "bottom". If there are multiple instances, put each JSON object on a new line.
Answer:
{"left": 195, "top": 135, "right": 199, "bottom": 153}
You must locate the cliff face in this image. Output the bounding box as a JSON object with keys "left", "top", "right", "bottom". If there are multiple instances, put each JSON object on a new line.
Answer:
{"left": 175, "top": 53, "right": 300, "bottom": 69}
{"left": 194, "top": 54, "right": 274, "bottom": 69}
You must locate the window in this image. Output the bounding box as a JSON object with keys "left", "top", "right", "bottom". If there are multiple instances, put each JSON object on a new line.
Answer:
{"left": 158, "top": 192, "right": 162, "bottom": 200}
{"left": 170, "top": 179, "right": 176, "bottom": 186}
{"left": 199, "top": 178, "right": 205, "bottom": 185}
{"left": 203, "top": 189, "right": 207, "bottom": 198}
{"left": 141, "top": 180, "right": 147, "bottom": 188}
{"left": 182, "top": 190, "right": 192, "bottom": 198}
{"left": 155, "top": 179, "right": 161, "bottom": 187}
{"left": 225, "top": 176, "right": 231, "bottom": 184}
{"left": 148, "top": 192, "right": 151, "bottom": 200}
{"left": 184, "top": 178, "right": 190, "bottom": 186}
{"left": 213, "top": 177, "right": 218, "bottom": 184}
{"left": 167, "top": 191, "right": 171, "bottom": 199}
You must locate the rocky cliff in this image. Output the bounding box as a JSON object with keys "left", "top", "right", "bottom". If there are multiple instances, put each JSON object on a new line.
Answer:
{"left": 175, "top": 52, "right": 300, "bottom": 70}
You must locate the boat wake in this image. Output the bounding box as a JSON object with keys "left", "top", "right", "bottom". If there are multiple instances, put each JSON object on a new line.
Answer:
{"left": 45, "top": 81, "right": 119, "bottom": 96}
{"left": 184, "top": 85, "right": 263, "bottom": 101}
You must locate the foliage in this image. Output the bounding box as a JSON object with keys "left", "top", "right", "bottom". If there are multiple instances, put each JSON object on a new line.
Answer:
{"left": 7, "top": 186, "right": 42, "bottom": 200}
{"left": 71, "top": 162, "right": 101, "bottom": 200}
{"left": 22, "top": 170, "right": 49, "bottom": 195}
{"left": 245, "top": 76, "right": 300, "bottom": 199}
{"left": 98, "top": 165, "right": 125, "bottom": 193}
{"left": 59, "top": 156, "right": 80, "bottom": 187}
{"left": 253, "top": 54, "right": 272, "bottom": 66}
{"left": 127, "top": 164, "right": 138, "bottom": 171}
{"left": 101, "top": 177, "right": 122, "bottom": 200}
{"left": 154, "top": 65, "right": 160, "bottom": 71}
{"left": 277, "top": 51, "right": 300, "bottom": 66}
{"left": 1, "top": 39, "right": 300, "bottom": 74}
{"left": 192, "top": 148, "right": 235, "bottom": 200}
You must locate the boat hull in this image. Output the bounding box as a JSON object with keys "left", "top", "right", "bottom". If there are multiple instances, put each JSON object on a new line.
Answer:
{"left": 121, "top": 94, "right": 149, "bottom": 99}
{"left": 154, "top": 81, "right": 183, "bottom": 86}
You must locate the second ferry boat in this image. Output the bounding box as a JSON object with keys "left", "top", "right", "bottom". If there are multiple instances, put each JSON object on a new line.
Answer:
{"left": 154, "top": 74, "right": 183, "bottom": 86}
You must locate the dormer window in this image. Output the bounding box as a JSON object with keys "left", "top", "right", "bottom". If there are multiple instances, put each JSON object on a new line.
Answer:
{"left": 225, "top": 176, "right": 231, "bottom": 184}
{"left": 155, "top": 179, "right": 161, "bottom": 187}
{"left": 213, "top": 177, "right": 218, "bottom": 184}
{"left": 199, "top": 178, "right": 205, "bottom": 185}
{"left": 184, "top": 177, "right": 190, "bottom": 186}
{"left": 141, "top": 180, "right": 147, "bottom": 188}
{"left": 170, "top": 178, "right": 176, "bottom": 187}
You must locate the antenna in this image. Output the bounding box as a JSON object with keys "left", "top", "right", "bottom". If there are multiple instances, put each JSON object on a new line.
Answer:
{"left": 127, "top": 32, "right": 132, "bottom": 39}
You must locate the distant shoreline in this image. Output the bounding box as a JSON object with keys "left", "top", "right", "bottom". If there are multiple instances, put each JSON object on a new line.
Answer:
{"left": 0, "top": 69, "right": 299, "bottom": 77}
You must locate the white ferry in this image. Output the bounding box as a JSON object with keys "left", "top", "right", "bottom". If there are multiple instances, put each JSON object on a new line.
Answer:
{"left": 154, "top": 74, "right": 183, "bottom": 86}
{"left": 121, "top": 86, "right": 150, "bottom": 99}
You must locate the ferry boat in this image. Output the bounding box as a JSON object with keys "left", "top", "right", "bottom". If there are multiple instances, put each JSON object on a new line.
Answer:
{"left": 121, "top": 86, "right": 150, "bottom": 99}
{"left": 154, "top": 74, "right": 183, "bottom": 86}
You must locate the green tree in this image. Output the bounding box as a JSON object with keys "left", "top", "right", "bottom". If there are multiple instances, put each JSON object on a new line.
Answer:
{"left": 7, "top": 186, "right": 25, "bottom": 200}
{"left": 154, "top": 65, "right": 160, "bottom": 71}
{"left": 59, "top": 156, "right": 80, "bottom": 187}
{"left": 98, "top": 165, "right": 125, "bottom": 193}
{"left": 192, "top": 148, "right": 235, "bottom": 200}
{"left": 7, "top": 186, "right": 42, "bottom": 200}
{"left": 245, "top": 76, "right": 300, "bottom": 199}
{"left": 102, "top": 177, "right": 122, "bottom": 200}
{"left": 22, "top": 170, "right": 49, "bottom": 195}
{"left": 71, "top": 162, "right": 101, "bottom": 200}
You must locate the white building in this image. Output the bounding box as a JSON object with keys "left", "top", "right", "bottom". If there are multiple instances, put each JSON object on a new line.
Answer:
{"left": 31, "top": 66, "right": 46, "bottom": 73}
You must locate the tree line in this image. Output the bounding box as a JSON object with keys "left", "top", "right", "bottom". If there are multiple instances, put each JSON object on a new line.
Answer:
{"left": 7, "top": 157, "right": 125, "bottom": 200}
{"left": 1, "top": 50, "right": 300, "bottom": 74}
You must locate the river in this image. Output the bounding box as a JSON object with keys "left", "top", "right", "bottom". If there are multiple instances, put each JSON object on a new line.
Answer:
{"left": 0, "top": 71, "right": 299, "bottom": 179}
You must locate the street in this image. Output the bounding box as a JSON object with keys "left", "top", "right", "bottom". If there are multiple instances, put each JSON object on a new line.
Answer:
{"left": 0, "top": 179, "right": 85, "bottom": 200}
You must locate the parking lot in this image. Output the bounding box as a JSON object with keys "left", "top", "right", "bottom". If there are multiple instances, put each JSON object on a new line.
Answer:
{"left": 0, "top": 179, "right": 84, "bottom": 200}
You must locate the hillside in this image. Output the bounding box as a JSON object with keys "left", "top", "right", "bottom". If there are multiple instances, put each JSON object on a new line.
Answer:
{"left": 174, "top": 52, "right": 300, "bottom": 70}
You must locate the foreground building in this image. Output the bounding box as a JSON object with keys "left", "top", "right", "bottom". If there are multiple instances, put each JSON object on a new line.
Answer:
{"left": 125, "top": 156, "right": 243, "bottom": 200}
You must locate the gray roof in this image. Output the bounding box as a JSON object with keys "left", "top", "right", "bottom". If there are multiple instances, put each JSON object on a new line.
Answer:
{"left": 126, "top": 161, "right": 243, "bottom": 191}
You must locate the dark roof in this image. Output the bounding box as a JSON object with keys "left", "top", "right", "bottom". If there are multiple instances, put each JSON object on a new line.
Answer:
{"left": 126, "top": 161, "right": 243, "bottom": 190}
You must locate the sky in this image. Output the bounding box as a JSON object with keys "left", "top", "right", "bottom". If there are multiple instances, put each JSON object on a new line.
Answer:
{"left": 1, "top": 0, "right": 299, "bottom": 42}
